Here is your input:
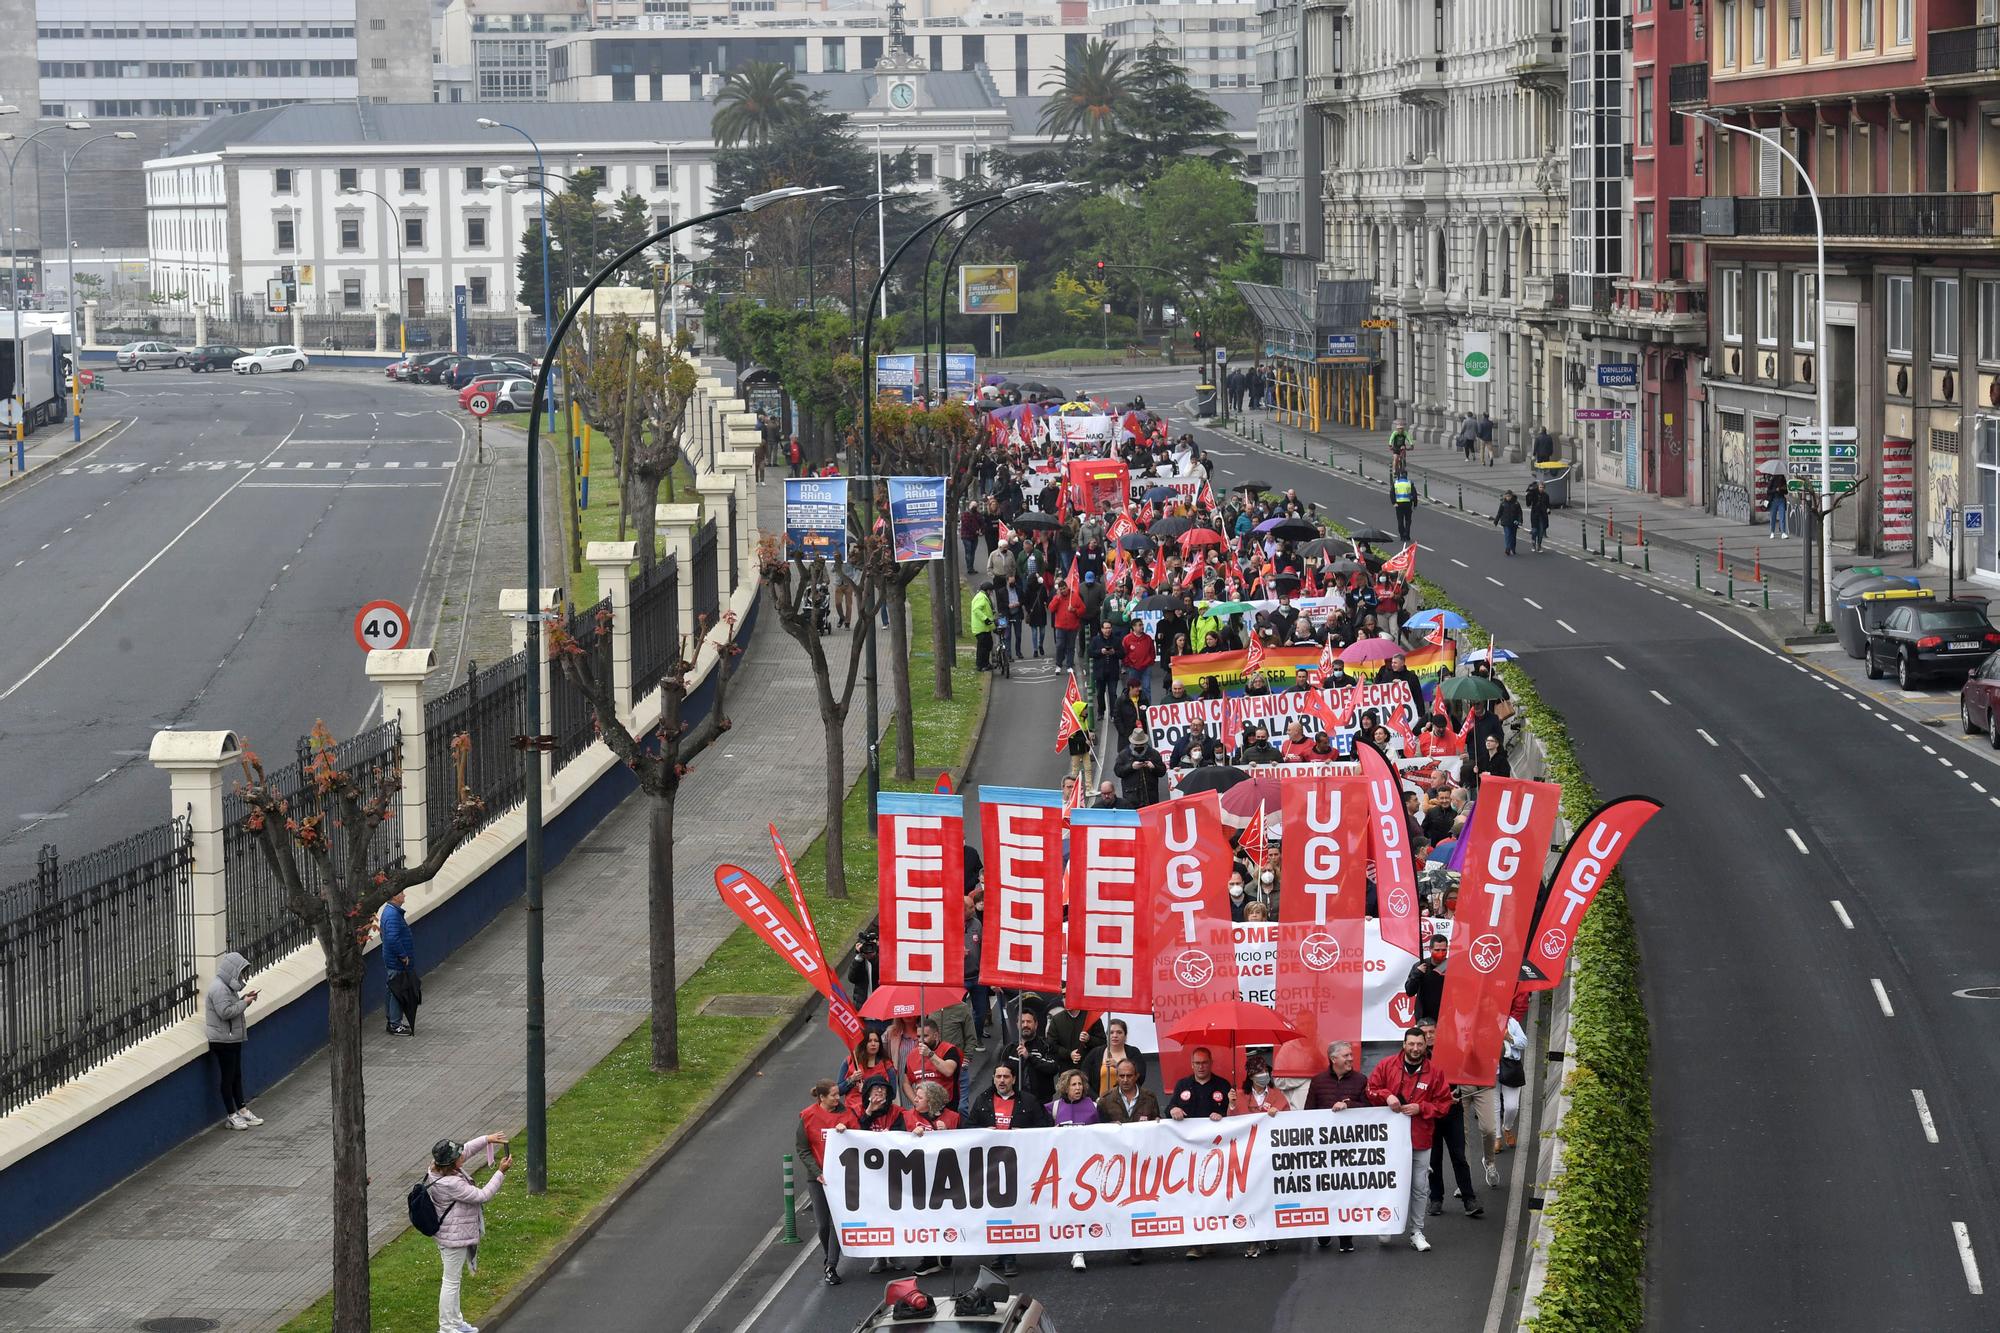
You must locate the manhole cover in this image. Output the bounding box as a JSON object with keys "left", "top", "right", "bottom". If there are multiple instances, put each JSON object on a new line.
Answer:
{"left": 1954, "top": 987, "right": 2000, "bottom": 999}
{"left": 699, "top": 993, "right": 794, "bottom": 1017}
{"left": 139, "top": 1320, "right": 220, "bottom": 1333}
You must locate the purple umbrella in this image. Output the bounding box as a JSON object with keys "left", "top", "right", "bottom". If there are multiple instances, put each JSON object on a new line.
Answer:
{"left": 1253, "top": 515, "right": 1288, "bottom": 533}
{"left": 1340, "top": 637, "right": 1403, "bottom": 665}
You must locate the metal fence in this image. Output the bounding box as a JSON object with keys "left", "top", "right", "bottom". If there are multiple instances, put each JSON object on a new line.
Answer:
{"left": 0, "top": 815, "right": 196, "bottom": 1115}
{"left": 692, "top": 518, "right": 721, "bottom": 633}
{"left": 552, "top": 600, "right": 613, "bottom": 773}
{"left": 93, "top": 304, "right": 525, "bottom": 356}
{"left": 630, "top": 554, "right": 680, "bottom": 704}
{"left": 221, "top": 721, "right": 404, "bottom": 974}
{"left": 423, "top": 652, "right": 532, "bottom": 846}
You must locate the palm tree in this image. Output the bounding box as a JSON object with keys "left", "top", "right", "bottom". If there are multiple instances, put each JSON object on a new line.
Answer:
{"left": 1038, "top": 39, "right": 1133, "bottom": 141}
{"left": 712, "top": 62, "right": 811, "bottom": 147}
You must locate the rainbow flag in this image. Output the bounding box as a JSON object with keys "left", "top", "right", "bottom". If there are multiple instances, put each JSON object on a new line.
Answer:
{"left": 1169, "top": 641, "right": 1456, "bottom": 695}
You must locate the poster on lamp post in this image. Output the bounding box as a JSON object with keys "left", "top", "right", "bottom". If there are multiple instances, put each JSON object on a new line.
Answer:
{"left": 876, "top": 354, "right": 918, "bottom": 403}
{"left": 784, "top": 477, "right": 850, "bottom": 562}
{"left": 886, "top": 476, "right": 947, "bottom": 562}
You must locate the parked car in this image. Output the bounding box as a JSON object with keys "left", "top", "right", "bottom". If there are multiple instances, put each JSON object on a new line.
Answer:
{"left": 394, "top": 352, "right": 455, "bottom": 382}
{"left": 233, "top": 345, "right": 309, "bottom": 375}
{"left": 458, "top": 375, "right": 513, "bottom": 410}
{"left": 186, "top": 345, "right": 247, "bottom": 373}
{"left": 116, "top": 341, "right": 185, "bottom": 371}
{"left": 443, "top": 356, "right": 533, "bottom": 390}
{"left": 488, "top": 377, "right": 537, "bottom": 412}
{"left": 411, "top": 354, "right": 467, "bottom": 385}
{"left": 1961, "top": 654, "right": 2000, "bottom": 748}
{"left": 1864, "top": 599, "right": 2000, "bottom": 688}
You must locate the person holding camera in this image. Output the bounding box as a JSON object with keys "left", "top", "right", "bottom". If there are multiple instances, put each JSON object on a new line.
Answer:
{"left": 425, "top": 1131, "right": 512, "bottom": 1332}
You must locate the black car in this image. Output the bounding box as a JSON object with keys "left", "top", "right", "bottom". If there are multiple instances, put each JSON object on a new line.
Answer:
{"left": 1864, "top": 599, "right": 2000, "bottom": 688}
{"left": 411, "top": 354, "right": 468, "bottom": 385}
{"left": 185, "top": 344, "right": 247, "bottom": 372}
{"left": 442, "top": 356, "right": 532, "bottom": 390}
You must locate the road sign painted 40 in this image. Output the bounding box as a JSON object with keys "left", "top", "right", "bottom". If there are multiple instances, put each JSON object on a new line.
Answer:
{"left": 354, "top": 599, "right": 412, "bottom": 653}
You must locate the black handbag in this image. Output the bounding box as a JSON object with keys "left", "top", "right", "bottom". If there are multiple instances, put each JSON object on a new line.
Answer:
{"left": 1497, "top": 1055, "right": 1526, "bottom": 1088}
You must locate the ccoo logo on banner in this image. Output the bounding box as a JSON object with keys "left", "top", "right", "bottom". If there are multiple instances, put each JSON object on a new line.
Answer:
{"left": 824, "top": 1109, "right": 1413, "bottom": 1255}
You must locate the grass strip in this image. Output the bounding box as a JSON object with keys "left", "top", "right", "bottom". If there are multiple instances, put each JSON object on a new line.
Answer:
{"left": 280, "top": 575, "right": 985, "bottom": 1332}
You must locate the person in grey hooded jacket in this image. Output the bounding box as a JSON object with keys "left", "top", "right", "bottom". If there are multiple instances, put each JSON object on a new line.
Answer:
{"left": 204, "top": 950, "right": 262, "bottom": 1130}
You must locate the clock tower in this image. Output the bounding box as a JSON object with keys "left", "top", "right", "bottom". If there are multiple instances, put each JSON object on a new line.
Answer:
{"left": 871, "top": 0, "right": 927, "bottom": 111}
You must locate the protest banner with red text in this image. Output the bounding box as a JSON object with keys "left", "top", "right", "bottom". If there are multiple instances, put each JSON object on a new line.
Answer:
{"left": 1277, "top": 775, "right": 1370, "bottom": 1048}
{"left": 1145, "top": 681, "right": 1419, "bottom": 758}
{"left": 1518, "top": 796, "right": 1662, "bottom": 991}
{"left": 823, "top": 1108, "right": 1413, "bottom": 1256}
{"left": 877, "top": 792, "right": 966, "bottom": 988}
{"left": 976, "top": 786, "right": 1067, "bottom": 993}
{"left": 1432, "top": 778, "right": 1563, "bottom": 1084}
{"left": 1065, "top": 808, "right": 1150, "bottom": 1011}
{"left": 1354, "top": 743, "right": 1422, "bottom": 958}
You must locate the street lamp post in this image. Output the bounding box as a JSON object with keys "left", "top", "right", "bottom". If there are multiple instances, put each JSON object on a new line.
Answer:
{"left": 61, "top": 129, "right": 135, "bottom": 441}
{"left": 2, "top": 114, "right": 84, "bottom": 467}
{"left": 801, "top": 193, "right": 852, "bottom": 314}
{"left": 1687, "top": 110, "right": 1832, "bottom": 625}
{"left": 342, "top": 186, "right": 407, "bottom": 355}
{"left": 508, "top": 183, "right": 833, "bottom": 1196}
{"left": 478, "top": 118, "right": 559, "bottom": 434}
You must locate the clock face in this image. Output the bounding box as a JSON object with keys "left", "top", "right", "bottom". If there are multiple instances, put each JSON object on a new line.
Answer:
{"left": 889, "top": 80, "right": 915, "bottom": 109}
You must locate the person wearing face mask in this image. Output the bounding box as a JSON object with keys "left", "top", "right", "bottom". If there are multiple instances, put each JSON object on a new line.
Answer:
{"left": 1365, "top": 1028, "right": 1454, "bottom": 1252}
{"left": 1114, "top": 728, "right": 1165, "bottom": 807}
{"left": 1406, "top": 932, "right": 1450, "bottom": 1022}
{"left": 1227, "top": 867, "right": 1251, "bottom": 921}
{"left": 1257, "top": 866, "right": 1278, "bottom": 910}
{"left": 1230, "top": 1053, "right": 1290, "bottom": 1256}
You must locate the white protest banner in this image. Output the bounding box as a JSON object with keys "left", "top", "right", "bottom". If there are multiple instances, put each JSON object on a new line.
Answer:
{"left": 1147, "top": 682, "right": 1421, "bottom": 773}
{"left": 1128, "top": 474, "right": 1204, "bottom": 508}
{"left": 825, "top": 1108, "right": 1412, "bottom": 1256}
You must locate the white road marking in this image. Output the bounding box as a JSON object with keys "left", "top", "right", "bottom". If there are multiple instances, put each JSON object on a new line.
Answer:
{"left": 1786, "top": 828, "right": 1810, "bottom": 855}
{"left": 1954, "top": 1222, "right": 1983, "bottom": 1295}
{"left": 0, "top": 416, "right": 305, "bottom": 704}
{"left": 1523, "top": 597, "right": 1543, "bottom": 610}
{"left": 1830, "top": 900, "right": 1853, "bottom": 929}
{"left": 1892, "top": 723, "right": 1907, "bottom": 733}
{"left": 1740, "top": 774, "right": 1764, "bottom": 798}
{"left": 1696, "top": 608, "right": 1778, "bottom": 655}
{"left": 1486, "top": 576, "right": 1504, "bottom": 586}
{"left": 1604, "top": 655, "right": 1626, "bottom": 670}
{"left": 1696, "top": 728, "right": 1718, "bottom": 746}
{"left": 1913, "top": 1089, "right": 1939, "bottom": 1144}
{"left": 1872, "top": 978, "right": 1895, "bottom": 1017}
{"left": 1974, "top": 782, "right": 1988, "bottom": 794}
{"left": 1451, "top": 557, "right": 1469, "bottom": 568}
{"left": 1923, "top": 744, "right": 1938, "bottom": 754}
{"left": 1556, "top": 619, "right": 1578, "bottom": 634}
{"left": 1650, "top": 689, "right": 1672, "bottom": 706}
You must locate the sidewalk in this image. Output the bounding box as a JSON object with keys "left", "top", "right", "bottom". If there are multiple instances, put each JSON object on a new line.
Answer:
{"left": 1215, "top": 409, "right": 1954, "bottom": 608}
{"left": 0, "top": 469, "right": 868, "bottom": 1333}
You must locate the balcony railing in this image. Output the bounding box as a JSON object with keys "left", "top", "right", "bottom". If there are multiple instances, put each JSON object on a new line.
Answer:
{"left": 1930, "top": 25, "right": 2000, "bottom": 78}
{"left": 1666, "top": 61, "right": 1709, "bottom": 106}
{"left": 1666, "top": 193, "right": 1995, "bottom": 240}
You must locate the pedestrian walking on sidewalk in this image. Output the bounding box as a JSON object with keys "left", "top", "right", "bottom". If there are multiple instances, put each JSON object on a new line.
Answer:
{"left": 1532, "top": 427, "right": 1556, "bottom": 464}
{"left": 1525, "top": 481, "right": 1551, "bottom": 553}
{"left": 204, "top": 950, "right": 262, "bottom": 1130}
{"left": 1455, "top": 413, "right": 1478, "bottom": 461}
{"left": 380, "top": 890, "right": 417, "bottom": 1036}
{"left": 1493, "top": 490, "right": 1524, "bottom": 556}
{"left": 1766, "top": 471, "right": 1791, "bottom": 538}
{"left": 426, "top": 1132, "right": 513, "bottom": 1330}
{"left": 1477, "top": 412, "right": 1496, "bottom": 466}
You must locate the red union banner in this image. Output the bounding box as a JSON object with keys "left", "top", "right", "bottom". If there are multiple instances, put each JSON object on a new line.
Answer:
{"left": 877, "top": 792, "right": 966, "bottom": 988}
{"left": 976, "top": 786, "right": 1066, "bottom": 993}
{"left": 1065, "top": 808, "right": 1149, "bottom": 1010}
{"left": 1141, "top": 794, "right": 1238, "bottom": 1074}
{"left": 1432, "top": 778, "right": 1563, "bottom": 1085}
{"left": 1277, "top": 775, "right": 1369, "bottom": 1047}
{"left": 714, "top": 863, "right": 836, "bottom": 999}
{"left": 1519, "top": 796, "right": 1662, "bottom": 992}
{"left": 1354, "top": 742, "right": 1421, "bottom": 959}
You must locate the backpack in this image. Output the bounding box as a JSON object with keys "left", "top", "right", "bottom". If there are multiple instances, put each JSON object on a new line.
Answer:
{"left": 407, "top": 1177, "right": 457, "bottom": 1237}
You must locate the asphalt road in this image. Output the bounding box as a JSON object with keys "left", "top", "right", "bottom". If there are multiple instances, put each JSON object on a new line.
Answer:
{"left": 0, "top": 368, "right": 470, "bottom": 882}
{"left": 1094, "top": 366, "right": 1997, "bottom": 1330}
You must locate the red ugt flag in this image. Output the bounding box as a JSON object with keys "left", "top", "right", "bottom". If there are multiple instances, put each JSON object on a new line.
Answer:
{"left": 1054, "top": 673, "right": 1085, "bottom": 753}
{"left": 1382, "top": 543, "right": 1418, "bottom": 577}
{"left": 1353, "top": 743, "right": 1421, "bottom": 958}
{"left": 976, "top": 786, "right": 1066, "bottom": 993}
{"left": 1141, "top": 794, "right": 1238, "bottom": 1022}
{"left": 876, "top": 792, "right": 965, "bottom": 987}
{"left": 1518, "top": 797, "right": 1661, "bottom": 992}
{"left": 1244, "top": 634, "right": 1267, "bottom": 676}
{"left": 1065, "top": 808, "right": 1149, "bottom": 1010}
{"left": 1432, "top": 778, "right": 1562, "bottom": 1084}
{"left": 1276, "top": 775, "right": 1369, "bottom": 1048}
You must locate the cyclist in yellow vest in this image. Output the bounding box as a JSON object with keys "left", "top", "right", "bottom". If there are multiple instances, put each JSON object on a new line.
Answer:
{"left": 1392, "top": 469, "right": 1418, "bottom": 542}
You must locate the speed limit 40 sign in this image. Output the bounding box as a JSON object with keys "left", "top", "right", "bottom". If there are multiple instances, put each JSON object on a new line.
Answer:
{"left": 467, "top": 391, "right": 495, "bottom": 417}
{"left": 354, "top": 599, "right": 413, "bottom": 653}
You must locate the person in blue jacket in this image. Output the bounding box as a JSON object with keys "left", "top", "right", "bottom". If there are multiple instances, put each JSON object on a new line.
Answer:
{"left": 380, "top": 890, "right": 416, "bottom": 1035}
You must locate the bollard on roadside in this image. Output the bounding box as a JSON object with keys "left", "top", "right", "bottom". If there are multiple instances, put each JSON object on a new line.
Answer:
{"left": 1617, "top": 537, "right": 1624, "bottom": 565}
{"left": 1728, "top": 570, "right": 1735, "bottom": 601}
{"left": 1598, "top": 525, "right": 1606, "bottom": 558}
{"left": 1763, "top": 573, "right": 1770, "bottom": 609}
{"left": 1696, "top": 559, "right": 1703, "bottom": 591}
{"left": 1580, "top": 519, "right": 1588, "bottom": 550}
{"left": 781, "top": 1154, "right": 801, "bottom": 1245}
{"left": 1644, "top": 545, "right": 1651, "bottom": 572}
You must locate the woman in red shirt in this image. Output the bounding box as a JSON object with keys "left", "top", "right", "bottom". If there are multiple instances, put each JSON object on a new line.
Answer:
{"left": 839, "top": 1031, "right": 893, "bottom": 1115}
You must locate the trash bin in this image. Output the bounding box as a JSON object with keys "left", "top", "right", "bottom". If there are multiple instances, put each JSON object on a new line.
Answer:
{"left": 1195, "top": 382, "right": 1218, "bottom": 418}
{"left": 1831, "top": 565, "right": 1891, "bottom": 596}
{"left": 1532, "top": 460, "right": 1572, "bottom": 508}
{"left": 1836, "top": 578, "right": 1926, "bottom": 659}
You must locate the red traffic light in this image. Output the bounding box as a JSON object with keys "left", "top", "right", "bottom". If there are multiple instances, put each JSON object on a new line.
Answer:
{"left": 1095, "top": 260, "right": 1105, "bottom": 271}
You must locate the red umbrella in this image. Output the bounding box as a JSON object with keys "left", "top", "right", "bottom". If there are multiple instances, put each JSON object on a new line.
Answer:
{"left": 1181, "top": 528, "right": 1227, "bottom": 548}
{"left": 858, "top": 983, "right": 965, "bottom": 1021}
{"left": 1340, "top": 637, "right": 1403, "bottom": 665}
{"left": 1164, "top": 999, "right": 1305, "bottom": 1048}
{"left": 1273, "top": 1036, "right": 1330, "bottom": 1079}
{"left": 1217, "top": 776, "right": 1283, "bottom": 828}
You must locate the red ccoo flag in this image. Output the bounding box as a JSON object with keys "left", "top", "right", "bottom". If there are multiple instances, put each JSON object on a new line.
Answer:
{"left": 1382, "top": 543, "right": 1418, "bottom": 577}
{"left": 1054, "top": 673, "right": 1087, "bottom": 752}
{"left": 1244, "top": 633, "right": 1267, "bottom": 676}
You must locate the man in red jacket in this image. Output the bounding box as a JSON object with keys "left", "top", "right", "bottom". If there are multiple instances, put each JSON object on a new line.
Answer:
{"left": 1120, "top": 623, "right": 1157, "bottom": 701}
{"left": 795, "top": 1079, "right": 856, "bottom": 1284}
{"left": 1365, "top": 1027, "right": 1455, "bottom": 1251}
{"left": 1051, "top": 580, "right": 1087, "bottom": 671}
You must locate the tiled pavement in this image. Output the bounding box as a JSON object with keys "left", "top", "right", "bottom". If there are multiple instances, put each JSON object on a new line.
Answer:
{"left": 0, "top": 469, "right": 874, "bottom": 1332}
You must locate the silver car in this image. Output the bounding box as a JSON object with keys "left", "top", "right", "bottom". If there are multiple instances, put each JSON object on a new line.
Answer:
{"left": 116, "top": 341, "right": 187, "bottom": 371}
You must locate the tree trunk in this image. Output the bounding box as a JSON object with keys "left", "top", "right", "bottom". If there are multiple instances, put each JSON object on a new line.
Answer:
{"left": 326, "top": 969, "right": 372, "bottom": 1333}
{"left": 887, "top": 575, "right": 916, "bottom": 780}
{"left": 647, "top": 782, "right": 680, "bottom": 1072}
{"left": 631, "top": 465, "right": 661, "bottom": 569}
{"left": 929, "top": 561, "right": 953, "bottom": 701}
{"left": 822, "top": 699, "right": 849, "bottom": 901}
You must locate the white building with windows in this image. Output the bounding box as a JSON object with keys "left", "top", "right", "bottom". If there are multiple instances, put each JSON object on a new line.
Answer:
{"left": 1313, "top": 0, "right": 1573, "bottom": 449}
{"left": 1091, "top": 0, "right": 1257, "bottom": 91}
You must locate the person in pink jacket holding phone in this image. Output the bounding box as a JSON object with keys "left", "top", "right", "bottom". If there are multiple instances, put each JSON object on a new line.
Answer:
{"left": 424, "top": 1131, "right": 512, "bottom": 1333}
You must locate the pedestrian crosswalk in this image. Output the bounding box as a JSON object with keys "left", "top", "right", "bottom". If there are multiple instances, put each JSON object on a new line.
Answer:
{"left": 60, "top": 459, "right": 460, "bottom": 475}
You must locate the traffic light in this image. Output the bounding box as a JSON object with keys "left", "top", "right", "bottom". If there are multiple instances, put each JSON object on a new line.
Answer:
{"left": 1191, "top": 329, "right": 1205, "bottom": 351}
{"left": 1095, "top": 259, "right": 1106, "bottom": 274}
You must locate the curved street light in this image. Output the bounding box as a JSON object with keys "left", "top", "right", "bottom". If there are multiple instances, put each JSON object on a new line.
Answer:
{"left": 342, "top": 186, "right": 407, "bottom": 355}
{"left": 478, "top": 118, "right": 560, "bottom": 432}
{"left": 510, "top": 182, "right": 833, "bottom": 1196}
{"left": 61, "top": 129, "right": 135, "bottom": 440}
{"left": 2, "top": 117, "right": 85, "bottom": 463}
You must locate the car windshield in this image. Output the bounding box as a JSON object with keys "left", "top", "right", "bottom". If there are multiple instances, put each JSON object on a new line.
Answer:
{"left": 1919, "top": 609, "right": 1991, "bottom": 632}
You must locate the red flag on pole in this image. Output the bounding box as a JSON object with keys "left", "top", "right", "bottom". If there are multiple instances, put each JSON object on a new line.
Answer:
{"left": 1432, "top": 778, "right": 1563, "bottom": 1084}
{"left": 1064, "top": 808, "right": 1150, "bottom": 1011}
{"left": 1244, "top": 800, "right": 1268, "bottom": 868}
{"left": 768, "top": 824, "right": 825, "bottom": 967}
{"left": 1276, "top": 775, "right": 1370, "bottom": 1048}
{"left": 977, "top": 786, "right": 1067, "bottom": 992}
{"left": 1518, "top": 797, "right": 1662, "bottom": 992}
{"left": 876, "top": 792, "right": 966, "bottom": 988}
{"left": 1142, "top": 794, "right": 1239, "bottom": 1086}
{"left": 1383, "top": 543, "right": 1418, "bottom": 577}
{"left": 1354, "top": 743, "right": 1421, "bottom": 957}
{"left": 715, "top": 864, "right": 838, "bottom": 1001}
{"left": 1054, "top": 673, "right": 1086, "bottom": 752}
{"left": 1244, "top": 633, "right": 1267, "bottom": 676}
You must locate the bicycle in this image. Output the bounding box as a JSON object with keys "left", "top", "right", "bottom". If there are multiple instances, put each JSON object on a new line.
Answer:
{"left": 992, "top": 621, "right": 1013, "bottom": 679}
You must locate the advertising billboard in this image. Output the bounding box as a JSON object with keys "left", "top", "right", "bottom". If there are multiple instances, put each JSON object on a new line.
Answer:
{"left": 958, "top": 264, "right": 1020, "bottom": 316}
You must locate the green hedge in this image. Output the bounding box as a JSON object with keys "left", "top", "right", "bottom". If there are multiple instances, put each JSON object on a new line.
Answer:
{"left": 1412, "top": 574, "right": 1652, "bottom": 1333}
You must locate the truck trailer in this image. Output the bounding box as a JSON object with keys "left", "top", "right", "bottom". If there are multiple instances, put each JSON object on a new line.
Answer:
{"left": 0, "top": 327, "right": 62, "bottom": 437}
